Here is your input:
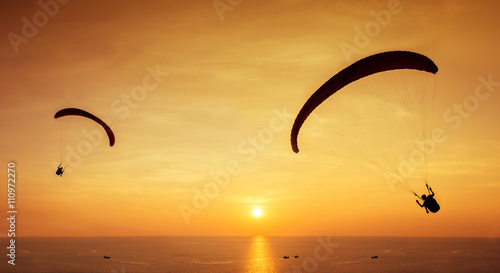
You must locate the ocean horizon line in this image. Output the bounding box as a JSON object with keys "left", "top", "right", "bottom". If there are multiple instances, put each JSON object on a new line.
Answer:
{"left": 4, "top": 235, "right": 499, "bottom": 239}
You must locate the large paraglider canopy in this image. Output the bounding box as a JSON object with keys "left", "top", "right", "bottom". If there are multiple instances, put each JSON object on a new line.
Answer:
{"left": 54, "top": 108, "right": 115, "bottom": 146}
{"left": 291, "top": 51, "right": 438, "bottom": 153}
{"left": 290, "top": 50, "right": 439, "bottom": 196}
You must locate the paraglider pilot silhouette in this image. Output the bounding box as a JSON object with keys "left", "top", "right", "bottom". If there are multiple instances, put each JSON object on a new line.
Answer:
{"left": 416, "top": 184, "right": 440, "bottom": 213}
{"left": 55, "top": 164, "right": 65, "bottom": 177}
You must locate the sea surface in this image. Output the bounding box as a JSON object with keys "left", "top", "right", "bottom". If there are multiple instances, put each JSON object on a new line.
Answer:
{"left": 1, "top": 236, "right": 499, "bottom": 273}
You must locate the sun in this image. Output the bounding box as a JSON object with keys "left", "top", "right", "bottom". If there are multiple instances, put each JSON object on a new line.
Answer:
{"left": 252, "top": 208, "right": 263, "bottom": 217}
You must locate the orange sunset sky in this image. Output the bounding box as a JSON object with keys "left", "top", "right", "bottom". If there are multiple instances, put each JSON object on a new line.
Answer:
{"left": 1, "top": 0, "right": 499, "bottom": 238}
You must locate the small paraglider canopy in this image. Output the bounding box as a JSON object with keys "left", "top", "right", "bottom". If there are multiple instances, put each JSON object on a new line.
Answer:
{"left": 54, "top": 108, "right": 115, "bottom": 146}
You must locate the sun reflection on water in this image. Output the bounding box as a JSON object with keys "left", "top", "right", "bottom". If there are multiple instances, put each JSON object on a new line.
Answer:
{"left": 246, "top": 236, "right": 276, "bottom": 273}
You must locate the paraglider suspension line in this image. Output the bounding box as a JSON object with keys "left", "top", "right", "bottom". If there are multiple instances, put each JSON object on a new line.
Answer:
{"left": 414, "top": 192, "right": 422, "bottom": 200}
